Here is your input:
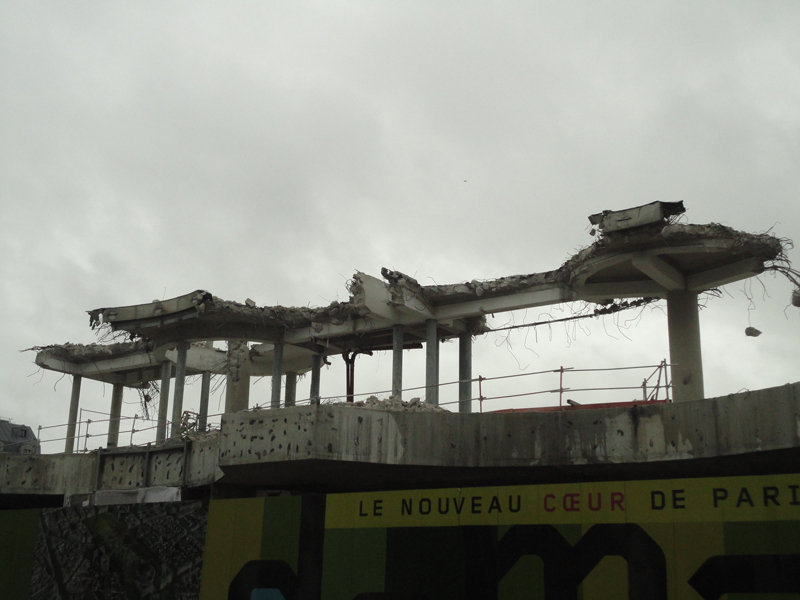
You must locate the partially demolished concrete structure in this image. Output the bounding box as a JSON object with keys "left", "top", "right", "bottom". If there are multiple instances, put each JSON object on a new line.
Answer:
{"left": 4, "top": 202, "right": 800, "bottom": 600}
{"left": 7, "top": 200, "right": 797, "bottom": 503}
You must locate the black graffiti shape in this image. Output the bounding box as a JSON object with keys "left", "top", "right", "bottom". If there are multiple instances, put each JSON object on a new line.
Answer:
{"left": 497, "top": 525, "right": 575, "bottom": 598}
{"left": 496, "top": 524, "right": 667, "bottom": 600}
{"left": 688, "top": 554, "right": 800, "bottom": 600}
{"left": 228, "top": 560, "right": 297, "bottom": 600}
{"left": 573, "top": 524, "right": 667, "bottom": 600}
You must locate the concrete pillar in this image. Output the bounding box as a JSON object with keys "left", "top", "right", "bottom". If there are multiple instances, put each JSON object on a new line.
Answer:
{"left": 309, "top": 354, "right": 322, "bottom": 404}
{"left": 198, "top": 340, "right": 213, "bottom": 432}
{"left": 107, "top": 383, "right": 124, "bottom": 448}
{"left": 198, "top": 372, "right": 211, "bottom": 432}
{"left": 459, "top": 332, "right": 472, "bottom": 413}
{"left": 425, "top": 319, "right": 439, "bottom": 405}
{"left": 64, "top": 375, "right": 82, "bottom": 454}
{"left": 170, "top": 342, "right": 189, "bottom": 437}
{"left": 271, "top": 342, "right": 284, "bottom": 409}
{"left": 392, "top": 324, "right": 403, "bottom": 397}
{"left": 667, "top": 290, "right": 705, "bottom": 402}
{"left": 156, "top": 361, "right": 171, "bottom": 443}
{"left": 225, "top": 341, "right": 251, "bottom": 413}
{"left": 285, "top": 371, "right": 297, "bottom": 407}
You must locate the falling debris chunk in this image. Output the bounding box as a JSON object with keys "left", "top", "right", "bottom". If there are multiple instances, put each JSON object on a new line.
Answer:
{"left": 744, "top": 327, "right": 762, "bottom": 337}
{"left": 792, "top": 289, "right": 800, "bottom": 307}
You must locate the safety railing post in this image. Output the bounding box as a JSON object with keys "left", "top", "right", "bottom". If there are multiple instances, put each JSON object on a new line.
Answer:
{"left": 478, "top": 375, "right": 485, "bottom": 413}
{"left": 642, "top": 379, "right": 647, "bottom": 401}
{"left": 130, "top": 415, "right": 138, "bottom": 446}
{"left": 559, "top": 366, "right": 565, "bottom": 408}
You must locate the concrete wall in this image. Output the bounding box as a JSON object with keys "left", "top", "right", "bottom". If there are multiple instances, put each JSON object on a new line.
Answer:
{"left": 0, "top": 453, "right": 95, "bottom": 497}
{"left": 3, "top": 382, "right": 799, "bottom": 499}
{"left": 218, "top": 383, "right": 800, "bottom": 470}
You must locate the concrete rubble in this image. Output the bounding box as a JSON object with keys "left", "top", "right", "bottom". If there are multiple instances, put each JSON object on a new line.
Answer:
{"left": 332, "top": 395, "right": 447, "bottom": 413}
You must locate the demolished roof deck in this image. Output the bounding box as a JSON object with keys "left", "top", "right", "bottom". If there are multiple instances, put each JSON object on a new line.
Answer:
{"left": 33, "top": 203, "right": 794, "bottom": 397}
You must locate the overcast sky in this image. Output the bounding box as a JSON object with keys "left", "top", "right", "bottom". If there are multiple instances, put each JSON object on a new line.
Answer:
{"left": 2, "top": 1, "right": 799, "bottom": 450}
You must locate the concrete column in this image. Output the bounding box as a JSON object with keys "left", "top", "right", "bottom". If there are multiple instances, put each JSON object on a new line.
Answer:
{"left": 156, "top": 361, "right": 171, "bottom": 443}
{"left": 225, "top": 341, "right": 250, "bottom": 413}
{"left": 198, "top": 372, "right": 211, "bottom": 432}
{"left": 425, "top": 319, "right": 439, "bottom": 405}
{"left": 64, "top": 375, "right": 82, "bottom": 454}
{"left": 170, "top": 342, "right": 189, "bottom": 437}
{"left": 392, "top": 324, "right": 404, "bottom": 397}
{"left": 667, "top": 290, "right": 705, "bottom": 402}
{"left": 458, "top": 332, "right": 472, "bottom": 413}
{"left": 285, "top": 371, "right": 297, "bottom": 407}
{"left": 107, "top": 383, "right": 124, "bottom": 448}
{"left": 271, "top": 342, "right": 284, "bottom": 409}
{"left": 309, "top": 354, "right": 322, "bottom": 404}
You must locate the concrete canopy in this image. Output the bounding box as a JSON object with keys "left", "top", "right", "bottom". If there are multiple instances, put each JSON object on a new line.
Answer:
{"left": 35, "top": 206, "right": 791, "bottom": 401}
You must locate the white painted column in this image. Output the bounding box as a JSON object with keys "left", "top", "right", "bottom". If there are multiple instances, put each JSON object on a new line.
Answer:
{"left": 64, "top": 375, "right": 82, "bottom": 454}
{"left": 667, "top": 290, "right": 705, "bottom": 402}
{"left": 170, "top": 342, "right": 189, "bottom": 437}
{"left": 392, "top": 324, "right": 404, "bottom": 397}
{"left": 271, "top": 342, "right": 284, "bottom": 409}
{"left": 156, "top": 361, "right": 171, "bottom": 443}
{"left": 107, "top": 383, "right": 124, "bottom": 448}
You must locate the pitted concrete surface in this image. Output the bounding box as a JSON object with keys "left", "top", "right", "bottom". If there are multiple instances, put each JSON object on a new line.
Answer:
{"left": 3, "top": 382, "right": 799, "bottom": 498}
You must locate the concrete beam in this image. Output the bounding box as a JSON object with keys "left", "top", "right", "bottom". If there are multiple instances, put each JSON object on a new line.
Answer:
{"left": 434, "top": 285, "right": 569, "bottom": 321}
{"left": 686, "top": 258, "right": 763, "bottom": 292}
{"left": 576, "top": 280, "right": 669, "bottom": 301}
{"left": 36, "top": 352, "right": 161, "bottom": 385}
{"left": 632, "top": 253, "right": 685, "bottom": 291}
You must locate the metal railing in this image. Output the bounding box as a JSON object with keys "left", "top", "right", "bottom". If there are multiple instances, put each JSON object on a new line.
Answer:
{"left": 35, "top": 360, "right": 672, "bottom": 452}
{"left": 37, "top": 409, "right": 225, "bottom": 453}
